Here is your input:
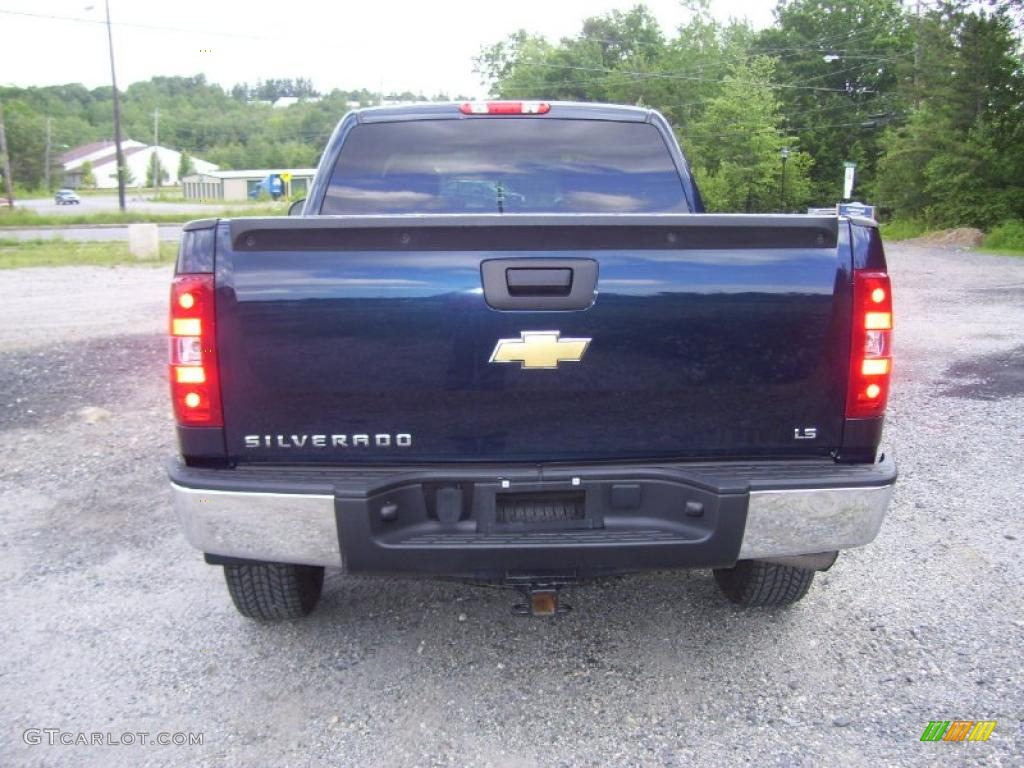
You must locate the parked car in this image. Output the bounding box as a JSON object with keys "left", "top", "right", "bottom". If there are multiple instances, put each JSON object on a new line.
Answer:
{"left": 54, "top": 189, "right": 81, "bottom": 205}
{"left": 168, "top": 101, "right": 896, "bottom": 621}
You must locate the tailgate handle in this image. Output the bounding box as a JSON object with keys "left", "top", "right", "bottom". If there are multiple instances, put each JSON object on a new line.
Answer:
{"left": 506, "top": 268, "right": 572, "bottom": 296}
{"left": 481, "top": 258, "right": 598, "bottom": 311}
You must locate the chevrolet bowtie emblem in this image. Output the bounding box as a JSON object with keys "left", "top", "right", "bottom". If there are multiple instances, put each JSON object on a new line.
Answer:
{"left": 489, "top": 331, "right": 591, "bottom": 370}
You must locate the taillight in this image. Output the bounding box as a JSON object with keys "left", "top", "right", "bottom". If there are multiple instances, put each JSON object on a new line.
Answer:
{"left": 459, "top": 101, "right": 550, "bottom": 115}
{"left": 847, "top": 270, "right": 893, "bottom": 418}
{"left": 170, "top": 274, "right": 222, "bottom": 427}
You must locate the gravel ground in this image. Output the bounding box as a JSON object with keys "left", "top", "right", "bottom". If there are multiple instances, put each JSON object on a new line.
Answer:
{"left": 0, "top": 245, "right": 1021, "bottom": 767}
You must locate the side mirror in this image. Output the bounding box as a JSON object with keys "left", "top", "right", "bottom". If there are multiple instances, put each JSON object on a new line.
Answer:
{"left": 288, "top": 198, "right": 306, "bottom": 216}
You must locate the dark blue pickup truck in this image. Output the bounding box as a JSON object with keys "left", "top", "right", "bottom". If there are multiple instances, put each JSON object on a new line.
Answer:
{"left": 168, "top": 101, "right": 896, "bottom": 620}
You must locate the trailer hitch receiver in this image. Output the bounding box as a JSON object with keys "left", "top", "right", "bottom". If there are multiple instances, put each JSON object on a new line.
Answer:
{"left": 513, "top": 586, "right": 570, "bottom": 617}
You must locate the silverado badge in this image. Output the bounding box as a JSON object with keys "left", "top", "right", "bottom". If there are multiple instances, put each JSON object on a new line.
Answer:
{"left": 489, "top": 331, "right": 591, "bottom": 370}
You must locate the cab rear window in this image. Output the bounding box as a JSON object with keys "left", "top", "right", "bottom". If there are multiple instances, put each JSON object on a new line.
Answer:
{"left": 321, "top": 118, "right": 689, "bottom": 214}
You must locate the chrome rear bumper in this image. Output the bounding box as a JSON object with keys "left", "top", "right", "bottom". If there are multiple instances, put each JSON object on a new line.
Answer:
{"left": 741, "top": 484, "right": 893, "bottom": 559}
{"left": 170, "top": 455, "right": 896, "bottom": 570}
{"left": 173, "top": 485, "right": 341, "bottom": 567}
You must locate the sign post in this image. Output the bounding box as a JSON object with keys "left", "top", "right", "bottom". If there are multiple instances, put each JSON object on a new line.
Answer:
{"left": 843, "top": 162, "right": 856, "bottom": 200}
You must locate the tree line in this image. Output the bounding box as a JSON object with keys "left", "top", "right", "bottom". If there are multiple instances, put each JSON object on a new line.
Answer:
{"left": 1, "top": 0, "right": 1021, "bottom": 228}
{"left": 0, "top": 76, "right": 464, "bottom": 192}
{"left": 476, "top": 0, "right": 1024, "bottom": 227}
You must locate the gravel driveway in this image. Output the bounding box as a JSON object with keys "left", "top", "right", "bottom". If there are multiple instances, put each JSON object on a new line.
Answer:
{"left": 0, "top": 245, "right": 1021, "bottom": 767}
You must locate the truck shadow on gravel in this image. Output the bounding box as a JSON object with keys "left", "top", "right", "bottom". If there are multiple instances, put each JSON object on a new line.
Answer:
{"left": 0, "top": 333, "right": 165, "bottom": 431}
{"left": 941, "top": 344, "right": 1024, "bottom": 400}
{"left": 301, "top": 568, "right": 792, "bottom": 639}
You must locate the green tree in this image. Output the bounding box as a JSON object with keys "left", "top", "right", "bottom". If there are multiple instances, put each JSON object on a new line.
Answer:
{"left": 79, "top": 160, "right": 96, "bottom": 188}
{"left": 688, "top": 57, "right": 814, "bottom": 212}
{"left": 115, "top": 164, "right": 135, "bottom": 187}
{"left": 754, "top": 0, "right": 911, "bottom": 203}
{"left": 177, "top": 150, "right": 195, "bottom": 179}
{"left": 146, "top": 152, "right": 168, "bottom": 187}
{"left": 874, "top": 3, "right": 1024, "bottom": 225}
{"left": 2, "top": 100, "right": 46, "bottom": 189}
{"left": 473, "top": 5, "right": 798, "bottom": 211}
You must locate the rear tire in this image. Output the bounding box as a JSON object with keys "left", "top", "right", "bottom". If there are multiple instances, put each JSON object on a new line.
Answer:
{"left": 713, "top": 560, "right": 815, "bottom": 607}
{"left": 223, "top": 561, "right": 324, "bottom": 621}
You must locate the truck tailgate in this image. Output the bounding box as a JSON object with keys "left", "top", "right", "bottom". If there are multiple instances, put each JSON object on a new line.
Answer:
{"left": 214, "top": 215, "right": 851, "bottom": 463}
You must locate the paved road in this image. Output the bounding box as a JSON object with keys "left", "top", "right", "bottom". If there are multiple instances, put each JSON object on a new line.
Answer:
{"left": 0, "top": 244, "right": 1020, "bottom": 767}
{"left": 0, "top": 225, "right": 183, "bottom": 242}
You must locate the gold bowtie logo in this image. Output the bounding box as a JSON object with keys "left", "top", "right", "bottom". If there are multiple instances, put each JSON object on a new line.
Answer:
{"left": 489, "top": 331, "right": 591, "bottom": 370}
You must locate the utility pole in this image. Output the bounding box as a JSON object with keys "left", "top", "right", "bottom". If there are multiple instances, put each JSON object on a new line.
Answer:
{"left": 105, "top": 0, "right": 127, "bottom": 211}
{"left": 152, "top": 107, "right": 160, "bottom": 190}
{"left": 779, "top": 147, "right": 789, "bottom": 213}
{"left": 913, "top": 0, "right": 921, "bottom": 107}
{"left": 0, "top": 101, "right": 13, "bottom": 208}
{"left": 44, "top": 117, "right": 52, "bottom": 192}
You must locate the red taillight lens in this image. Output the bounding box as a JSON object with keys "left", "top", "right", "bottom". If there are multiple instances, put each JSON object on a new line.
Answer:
{"left": 459, "top": 101, "right": 550, "bottom": 115}
{"left": 847, "top": 270, "right": 893, "bottom": 418}
{"left": 170, "top": 274, "right": 222, "bottom": 427}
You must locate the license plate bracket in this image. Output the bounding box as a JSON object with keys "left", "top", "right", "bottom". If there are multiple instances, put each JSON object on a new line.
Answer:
{"left": 496, "top": 490, "right": 585, "bottom": 525}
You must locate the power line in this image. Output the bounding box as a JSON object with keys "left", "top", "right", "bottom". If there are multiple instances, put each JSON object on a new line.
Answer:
{"left": 0, "top": 8, "right": 273, "bottom": 40}
{"left": 677, "top": 119, "right": 888, "bottom": 142}
{"left": 487, "top": 34, "right": 911, "bottom": 87}
{"left": 528, "top": 61, "right": 879, "bottom": 93}
{"left": 553, "top": 23, "right": 906, "bottom": 57}
{"left": 502, "top": 60, "right": 896, "bottom": 108}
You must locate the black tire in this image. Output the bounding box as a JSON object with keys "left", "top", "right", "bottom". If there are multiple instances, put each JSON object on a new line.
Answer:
{"left": 713, "top": 560, "right": 815, "bottom": 607}
{"left": 223, "top": 561, "right": 324, "bottom": 621}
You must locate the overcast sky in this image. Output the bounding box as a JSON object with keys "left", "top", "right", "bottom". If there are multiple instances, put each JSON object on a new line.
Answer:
{"left": 1, "top": 0, "right": 777, "bottom": 97}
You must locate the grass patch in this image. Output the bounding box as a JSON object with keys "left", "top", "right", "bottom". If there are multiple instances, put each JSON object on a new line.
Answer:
{"left": 0, "top": 203, "right": 288, "bottom": 227}
{"left": 982, "top": 220, "right": 1024, "bottom": 253}
{"left": 879, "top": 219, "right": 929, "bottom": 241}
{"left": 0, "top": 209, "right": 195, "bottom": 226}
{"left": 977, "top": 247, "right": 1024, "bottom": 257}
{"left": 0, "top": 238, "right": 178, "bottom": 269}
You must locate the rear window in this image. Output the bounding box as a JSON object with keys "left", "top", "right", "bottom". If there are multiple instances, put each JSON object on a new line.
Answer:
{"left": 321, "top": 118, "right": 689, "bottom": 214}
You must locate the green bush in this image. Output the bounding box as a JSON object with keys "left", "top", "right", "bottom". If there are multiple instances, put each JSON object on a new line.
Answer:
{"left": 880, "top": 219, "right": 928, "bottom": 241}
{"left": 983, "top": 220, "right": 1024, "bottom": 251}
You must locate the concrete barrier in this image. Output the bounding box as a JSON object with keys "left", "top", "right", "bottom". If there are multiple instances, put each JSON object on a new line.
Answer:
{"left": 128, "top": 223, "right": 160, "bottom": 260}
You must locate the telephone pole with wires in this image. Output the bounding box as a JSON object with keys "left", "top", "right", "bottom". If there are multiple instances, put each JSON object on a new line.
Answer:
{"left": 913, "top": 0, "right": 922, "bottom": 106}
{"left": 97, "top": 0, "right": 127, "bottom": 211}
{"left": 0, "top": 101, "right": 13, "bottom": 207}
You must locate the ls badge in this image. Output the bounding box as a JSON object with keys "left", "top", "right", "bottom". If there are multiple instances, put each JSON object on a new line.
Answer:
{"left": 489, "top": 331, "right": 591, "bottom": 370}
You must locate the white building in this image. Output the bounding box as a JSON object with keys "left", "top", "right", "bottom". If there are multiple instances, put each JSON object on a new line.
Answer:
{"left": 60, "top": 141, "right": 218, "bottom": 189}
{"left": 182, "top": 169, "right": 317, "bottom": 201}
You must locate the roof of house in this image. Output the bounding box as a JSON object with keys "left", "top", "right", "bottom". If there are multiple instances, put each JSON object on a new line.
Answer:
{"left": 77, "top": 145, "right": 150, "bottom": 169}
{"left": 60, "top": 141, "right": 110, "bottom": 165}
{"left": 60, "top": 139, "right": 146, "bottom": 167}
